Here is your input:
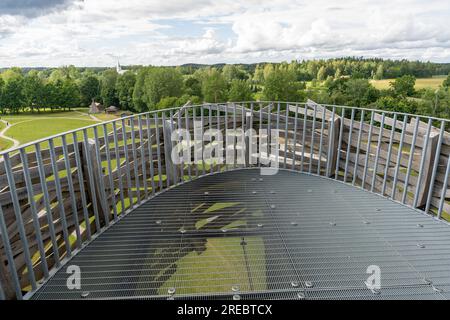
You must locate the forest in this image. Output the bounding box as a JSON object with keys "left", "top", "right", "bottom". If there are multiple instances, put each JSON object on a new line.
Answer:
{"left": 0, "top": 57, "right": 449, "bottom": 119}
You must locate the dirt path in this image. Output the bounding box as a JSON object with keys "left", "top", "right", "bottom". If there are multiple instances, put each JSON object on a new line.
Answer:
{"left": 0, "top": 119, "right": 20, "bottom": 149}
{"left": 75, "top": 110, "right": 102, "bottom": 122}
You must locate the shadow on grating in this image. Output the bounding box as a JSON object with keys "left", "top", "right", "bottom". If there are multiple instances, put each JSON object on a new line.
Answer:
{"left": 31, "top": 169, "right": 450, "bottom": 300}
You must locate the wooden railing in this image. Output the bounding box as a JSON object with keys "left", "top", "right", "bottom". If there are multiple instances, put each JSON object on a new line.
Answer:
{"left": 0, "top": 101, "right": 449, "bottom": 300}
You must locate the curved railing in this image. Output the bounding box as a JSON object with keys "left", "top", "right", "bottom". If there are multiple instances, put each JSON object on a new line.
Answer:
{"left": 1, "top": 100, "right": 450, "bottom": 300}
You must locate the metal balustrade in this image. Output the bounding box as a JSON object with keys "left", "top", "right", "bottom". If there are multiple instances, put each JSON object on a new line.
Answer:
{"left": 0, "top": 100, "right": 450, "bottom": 300}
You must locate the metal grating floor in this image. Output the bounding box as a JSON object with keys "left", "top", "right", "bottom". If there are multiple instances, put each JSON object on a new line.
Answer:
{"left": 31, "top": 169, "right": 450, "bottom": 300}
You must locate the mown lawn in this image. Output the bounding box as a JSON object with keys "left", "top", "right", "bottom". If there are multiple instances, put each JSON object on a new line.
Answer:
{"left": 7, "top": 118, "right": 99, "bottom": 144}
{"left": 0, "top": 108, "right": 122, "bottom": 151}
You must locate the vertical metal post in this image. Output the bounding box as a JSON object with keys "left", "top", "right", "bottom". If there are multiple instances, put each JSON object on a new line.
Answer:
{"left": 129, "top": 119, "right": 141, "bottom": 204}
{"left": 185, "top": 109, "right": 192, "bottom": 179}
{"left": 145, "top": 115, "right": 156, "bottom": 195}
{"left": 170, "top": 110, "right": 178, "bottom": 182}
{"left": 72, "top": 133, "right": 91, "bottom": 239}
{"left": 35, "top": 143, "right": 61, "bottom": 262}
{"left": 361, "top": 111, "right": 374, "bottom": 189}
{"left": 102, "top": 124, "right": 118, "bottom": 221}
{"left": 218, "top": 104, "right": 223, "bottom": 172}
{"left": 48, "top": 139, "right": 72, "bottom": 256}
{"left": 318, "top": 106, "right": 326, "bottom": 175}
{"left": 335, "top": 108, "right": 345, "bottom": 179}
{"left": 19, "top": 148, "right": 49, "bottom": 278}
{"left": 112, "top": 122, "right": 126, "bottom": 214}
{"left": 402, "top": 117, "right": 420, "bottom": 204}
{"left": 138, "top": 116, "right": 149, "bottom": 199}
{"left": 413, "top": 119, "right": 432, "bottom": 207}
{"left": 284, "top": 103, "right": 289, "bottom": 169}
{"left": 92, "top": 127, "right": 110, "bottom": 226}
{"left": 60, "top": 136, "right": 82, "bottom": 247}
{"left": 120, "top": 120, "right": 134, "bottom": 205}
{"left": 154, "top": 113, "right": 163, "bottom": 190}
{"left": 258, "top": 102, "right": 262, "bottom": 168}
{"left": 292, "top": 104, "right": 298, "bottom": 170}
{"left": 371, "top": 113, "right": 385, "bottom": 192}
{"left": 201, "top": 106, "right": 206, "bottom": 175}
{"left": 249, "top": 102, "right": 254, "bottom": 167}
{"left": 392, "top": 115, "right": 408, "bottom": 200}
{"left": 352, "top": 110, "right": 365, "bottom": 186}
{"left": 0, "top": 205, "right": 23, "bottom": 299}
{"left": 425, "top": 121, "right": 445, "bottom": 214}
{"left": 301, "top": 105, "right": 308, "bottom": 172}
{"left": 192, "top": 108, "right": 199, "bottom": 177}
{"left": 242, "top": 104, "right": 246, "bottom": 169}
{"left": 381, "top": 114, "right": 397, "bottom": 196}
{"left": 3, "top": 153, "right": 37, "bottom": 290}
{"left": 343, "top": 108, "right": 355, "bottom": 182}
{"left": 309, "top": 104, "right": 317, "bottom": 174}
{"left": 233, "top": 103, "right": 237, "bottom": 169}
{"left": 326, "top": 106, "right": 336, "bottom": 177}
{"left": 177, "top": 108, "right": 184, "bottom": 181}
{"left": 162, "top": 112, "right": 172, "bottom": 187}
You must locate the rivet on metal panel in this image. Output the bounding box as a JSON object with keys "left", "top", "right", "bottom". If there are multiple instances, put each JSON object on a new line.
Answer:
{"left": 291, "top": 281, "right": 299, "bottom": 288}
{"left": 180, "top": 229, "right": 186, "bottom": 234}
{"left": 233, "top": 294, "right": 241, "bottom": 300}
{"left": 304, "top": 281, "right": 314, "bottom": 288}
{"left": 370, "top": 288, "right": 381, "bottom": 295}
{"left": 204, "top": 192, "right": 209, "bottom": 195}
{"left": 363, "top": 221, "right": 370, "bottom": 225}
{"left": 156, "top": 220, "right": 162, "bottom": 225}
{"left": 375, "top": 208, "right": 381, "bottom": 212}
{"left": 329, "top": 222, "right": 336, "bottom": 226}
{"left": 417, "top": 243, "right": 426, "bottom": 248}
{"left": 432, "top": 285, "right": 443, "bottom": 293}
{"left": 81, "top": 291, "right": 90, "bottom": 298}
{"left": 297, "top": 291, "right": 306, "bottom": 300}
{"left": 417, "top": 224, "right": 424, "bottom": 228}
{"left": 168, "top": 287, "right": 176, "bottom": 295}
{"left": 231, "top": 285, "right": 240, "bottom": 292}
{"left": 257, "top": 223, "right": 264, "bottom": 228}
{"left": 291, "top": 222, "right": 298, "bottom": 226}
{"left": 270, "top": 190, "right": 276, "bottom": 194}
{"left": 252, "top": 191, "right": 257, "bottom": 194}
{"left": 270, "top": 205, "right": 276, "bottom": 209}
{"left": 222, "top": 229, "right": 227, "bottom": 233}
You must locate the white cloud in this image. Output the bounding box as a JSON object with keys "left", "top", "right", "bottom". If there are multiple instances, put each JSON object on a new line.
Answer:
{"left": 0, "top": 0, "right": 449, "bottom": 66}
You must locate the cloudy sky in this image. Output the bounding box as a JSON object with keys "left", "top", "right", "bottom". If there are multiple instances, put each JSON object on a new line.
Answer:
{"left": 0, "top": 0, "right": 449, "bottom": 67}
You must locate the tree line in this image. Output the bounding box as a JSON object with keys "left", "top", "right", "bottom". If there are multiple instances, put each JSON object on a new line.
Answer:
{"left": 0, "top": 58, "right": 449, "bottom": 119}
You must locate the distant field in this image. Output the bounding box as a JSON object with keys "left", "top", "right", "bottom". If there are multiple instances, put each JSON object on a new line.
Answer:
{"left": 0, "top": 108, "right": 122, "bottom": 151}
{"left": 370, "top": 76, "right": 446, "bottom": 90}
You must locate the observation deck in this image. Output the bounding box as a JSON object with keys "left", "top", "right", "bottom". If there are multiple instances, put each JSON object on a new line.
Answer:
{"left": 1, "top": 101, "right": 450, "bottom": 300}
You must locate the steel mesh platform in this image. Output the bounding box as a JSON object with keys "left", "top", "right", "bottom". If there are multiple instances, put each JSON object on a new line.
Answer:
{"left": 31, "top": 169, "right": 450, "bottom": 300}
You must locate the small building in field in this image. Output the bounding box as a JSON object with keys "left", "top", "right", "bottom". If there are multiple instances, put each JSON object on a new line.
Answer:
{"left": 89, "top": 101, "right": 104, "bottom": 114}
{"left": 105, "top": 105, "right": 120, "bottom": 114}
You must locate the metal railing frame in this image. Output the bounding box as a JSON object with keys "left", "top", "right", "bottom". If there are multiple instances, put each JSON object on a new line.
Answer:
{"left": 0, "top": 101, "right": 449, "bottom": 300}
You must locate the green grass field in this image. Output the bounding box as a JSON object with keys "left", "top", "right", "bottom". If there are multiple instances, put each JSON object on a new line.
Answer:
{"left": 370, "top": 76, "right": 446, "bottom": 90}
{"left": 0, "top": 108, "right": 121, "bottom": 151}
